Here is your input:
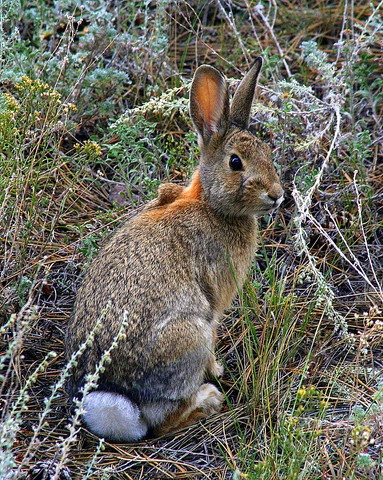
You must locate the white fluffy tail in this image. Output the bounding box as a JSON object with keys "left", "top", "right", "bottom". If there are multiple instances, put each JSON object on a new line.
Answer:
{"left": 82, "top": 391, "right": 148, "bottom": 442}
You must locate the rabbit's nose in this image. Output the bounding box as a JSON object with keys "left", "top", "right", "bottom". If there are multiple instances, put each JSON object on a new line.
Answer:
{"left": 267, "top": 184, "right": 284, "bottom": 203}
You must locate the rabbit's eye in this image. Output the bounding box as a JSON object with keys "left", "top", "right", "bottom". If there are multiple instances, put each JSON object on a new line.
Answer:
{"left": 229, "top": 154, "right": 243, "bottom": 171}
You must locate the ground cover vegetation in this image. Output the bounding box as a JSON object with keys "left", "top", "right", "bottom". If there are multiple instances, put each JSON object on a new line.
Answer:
{"left": 1, "top": 0, "right": 383, "bottom": 478}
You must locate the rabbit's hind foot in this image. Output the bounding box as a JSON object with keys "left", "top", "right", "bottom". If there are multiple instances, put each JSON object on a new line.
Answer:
{"left": 154, "top": 383, "right": 224, "bottom": 437}
{"left": 82, "top": 391, "right": 148, "bottom": 442}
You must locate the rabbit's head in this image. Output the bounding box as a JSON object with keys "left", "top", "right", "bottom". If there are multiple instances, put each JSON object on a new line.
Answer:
{"left": 190, "top": 58, "right": 283, "bottom": 218}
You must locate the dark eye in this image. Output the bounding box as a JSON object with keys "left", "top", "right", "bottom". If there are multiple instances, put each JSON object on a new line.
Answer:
{"left": 229, "top": 154, "right": 243, "bottom": 171}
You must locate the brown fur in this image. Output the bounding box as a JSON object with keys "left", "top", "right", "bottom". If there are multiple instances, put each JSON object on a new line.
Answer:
{"left": 66, "top": 58, "right": 283, "bottom": 441}
{"left": 154, "top": 383, "right": 223, "bottom": 437}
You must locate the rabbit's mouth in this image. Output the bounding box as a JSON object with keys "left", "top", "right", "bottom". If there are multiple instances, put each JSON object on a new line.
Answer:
{"left": 230, "top": 189, "right": 283, "bottom": 217}
{"left": 234, "top": 198, "right": 282, "bottom": 218}
{"left": 255, "top": 206, "right": 279, "bottom": 217}
{"left": 256, "top": 192, "right": 284, "bottom": 215}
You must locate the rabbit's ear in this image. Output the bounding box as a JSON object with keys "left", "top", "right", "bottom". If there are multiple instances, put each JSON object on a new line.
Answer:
{"left": 230, "top": 57, "right": 263, "bottom": 130}
{"left": 190, "top": 65, "right": 230, "bottom": 145}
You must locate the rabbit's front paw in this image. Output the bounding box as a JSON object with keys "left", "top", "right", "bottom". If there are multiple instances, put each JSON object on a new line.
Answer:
{"left": 196, "top": 383, "right": 224, "bottom": 415}
{"left": 209, "top": 358, "right": 224, "bottom": 378}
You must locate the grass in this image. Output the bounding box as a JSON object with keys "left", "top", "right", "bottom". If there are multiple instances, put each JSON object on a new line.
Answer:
{"left": 1, "top": 0, "right": 383, "bottom": 478}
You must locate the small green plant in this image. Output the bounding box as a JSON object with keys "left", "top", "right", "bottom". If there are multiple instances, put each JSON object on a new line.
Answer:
{"left": 16, "top": 276, "right": 33, "bottom": 305}
{"left": 79, "top": 234, "right": 101, "bottom": 260}
{"left": 74, "top": 140, "right": 103, "bottom": 162}
{"left": 343, "top": 384, "right": 383, "bottom": 476}
{"left": 100, "top": 116, "right": 167, "bottom": 202}
{"left": 0, "top": 77, "right": 76, "bottom": 159}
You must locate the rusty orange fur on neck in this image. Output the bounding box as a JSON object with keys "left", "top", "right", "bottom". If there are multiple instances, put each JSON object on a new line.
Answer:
{"left": 178, "top": 170, "right": 202, "bottom": 201}
{"left": 145, "top": 171, "right": 202, "bottom": 221}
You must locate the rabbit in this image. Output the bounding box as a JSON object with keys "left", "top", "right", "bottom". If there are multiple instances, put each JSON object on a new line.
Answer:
{"left": 65, "top": 57, "right": 284, "bottom": 443}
